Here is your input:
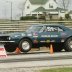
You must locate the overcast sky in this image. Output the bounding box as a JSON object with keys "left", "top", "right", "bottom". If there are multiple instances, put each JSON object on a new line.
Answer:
{"left": 0, "top": 0, "right": 72, "bottom": 20}
{"left": 0, "top": 0, "right": 25, "bottom": 20}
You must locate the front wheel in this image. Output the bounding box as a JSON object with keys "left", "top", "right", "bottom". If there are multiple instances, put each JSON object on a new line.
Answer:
{"left": 19, "top": 39, "right": 32, "bottom": 53}
{"left": 64, "top": 37, "right": 72, "bottom": 52}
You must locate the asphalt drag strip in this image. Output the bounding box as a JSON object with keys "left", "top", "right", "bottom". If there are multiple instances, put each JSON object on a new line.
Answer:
{"left": 0, "top": 52, "right": 72, "bottom": 63}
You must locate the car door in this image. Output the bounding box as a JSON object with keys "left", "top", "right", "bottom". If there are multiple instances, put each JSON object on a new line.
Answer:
{"left": 39, "top": 25, "right": 64, "bottom": 43}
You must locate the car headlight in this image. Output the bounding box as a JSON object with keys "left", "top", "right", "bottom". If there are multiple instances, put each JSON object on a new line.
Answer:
{"left": 8, "top": 35, "right": 20, "bottom": 40}
{"left": 8, "top": 37, "right": 11, "bottom": 40}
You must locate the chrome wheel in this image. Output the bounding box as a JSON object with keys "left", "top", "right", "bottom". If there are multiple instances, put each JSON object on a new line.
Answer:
{"left": 69, "top": 41, "right": 72, "bottom": 49}
{"left": 64, "top": 37, "right": 72, "bottom": 52}
{"left": 22, "top": 41, "right": 30, "bottom": 50}
{"left": 19, "top": 39, "right": 32, "bottom": 53}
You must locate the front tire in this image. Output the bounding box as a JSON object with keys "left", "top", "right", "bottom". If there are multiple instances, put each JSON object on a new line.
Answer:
{"left": 64, "top": 37, "right": 72, "bottom": 52}
{"left": 19, "top": 39, "right": 32, "bottom": 53}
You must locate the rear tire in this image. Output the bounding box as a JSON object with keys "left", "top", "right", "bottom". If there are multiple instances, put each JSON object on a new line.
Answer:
{"left": 64, "top": 37, "right": 72, "bottom": 52}
{"left": 19, "top": 39, "right": 32, "bottom": 53}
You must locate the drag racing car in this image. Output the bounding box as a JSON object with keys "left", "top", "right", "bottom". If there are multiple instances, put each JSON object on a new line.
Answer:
{"left": 0, "top": 24, "right": 72, "bottom": 53}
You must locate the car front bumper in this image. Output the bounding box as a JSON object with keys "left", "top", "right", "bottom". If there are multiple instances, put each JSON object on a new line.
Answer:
{"left": 0, "top": 41, "right": 15, "bottom": 43}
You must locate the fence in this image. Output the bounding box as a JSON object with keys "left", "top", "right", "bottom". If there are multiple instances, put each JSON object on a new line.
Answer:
{"left": 0, "top": 21, "right": 72, "bottom": 33}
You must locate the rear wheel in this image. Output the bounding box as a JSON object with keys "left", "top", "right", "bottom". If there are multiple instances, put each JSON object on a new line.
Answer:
{"left": 64, "top": 37, "right": 72, "bottom": 52}
{"left": 19, "top": 39, "right": 32, "bottom": 53}
{"left": 4, "top": 44, "right": 16, "bottom": 52}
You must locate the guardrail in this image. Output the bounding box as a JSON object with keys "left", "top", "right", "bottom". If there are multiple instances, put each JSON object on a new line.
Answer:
{"left": 0, "top": 21, "right": 72, "bottom": 33}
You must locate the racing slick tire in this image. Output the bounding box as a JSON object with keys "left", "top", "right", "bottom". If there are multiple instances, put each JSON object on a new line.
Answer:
{"left": 4, "top": 44, "right": 16, "bottom": 52}
{"left": 19, "top": 39, "right": 32, "bottom": 53}
{"left": 64, "top": 37, "right": 72, "bottom": 52}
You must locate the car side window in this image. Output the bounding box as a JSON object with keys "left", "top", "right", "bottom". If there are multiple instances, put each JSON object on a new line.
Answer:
{"left": 44, "top": 26, "right": 63, "bottom": 32}
{"left": 44, "top": 26, "right": 57, "bottom": 32}
{"left": 58, "top": 27, "right": 63, "bottom": 32}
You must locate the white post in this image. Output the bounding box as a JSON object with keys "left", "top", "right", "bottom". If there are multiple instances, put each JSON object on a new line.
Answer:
{"left": 37, "top": 12, "right": 39, "bottom": 20}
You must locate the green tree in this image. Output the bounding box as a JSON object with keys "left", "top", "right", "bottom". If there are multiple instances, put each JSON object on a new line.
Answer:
{"left": 65, "top": 13, "right": 70, "bottom": 19}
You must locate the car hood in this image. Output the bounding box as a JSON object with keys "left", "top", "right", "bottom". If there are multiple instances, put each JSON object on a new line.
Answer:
{"left": 10, "top": 32, "right": 27, "bottom": 37}
{"left": 0, "top": 31, "right": 27, "bottom": 37}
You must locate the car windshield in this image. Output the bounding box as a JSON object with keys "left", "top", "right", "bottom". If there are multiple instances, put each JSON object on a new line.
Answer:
{"left": 26, "top": 25, "right": 43, "bottom": 32}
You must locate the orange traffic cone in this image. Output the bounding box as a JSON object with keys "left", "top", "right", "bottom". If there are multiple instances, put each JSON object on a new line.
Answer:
{"left": 50, "top": 44, "right": 54, "bottom": 54}
{"left": 15, "top": 47, "right": 21, "bottom": 54}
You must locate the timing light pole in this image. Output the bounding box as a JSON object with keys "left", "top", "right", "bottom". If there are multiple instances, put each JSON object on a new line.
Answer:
{"left": 6, "top": 1, "right": 13, "bottom": 21}
{"left": 11, "top": 2, "right": 12, "bottom": 21}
